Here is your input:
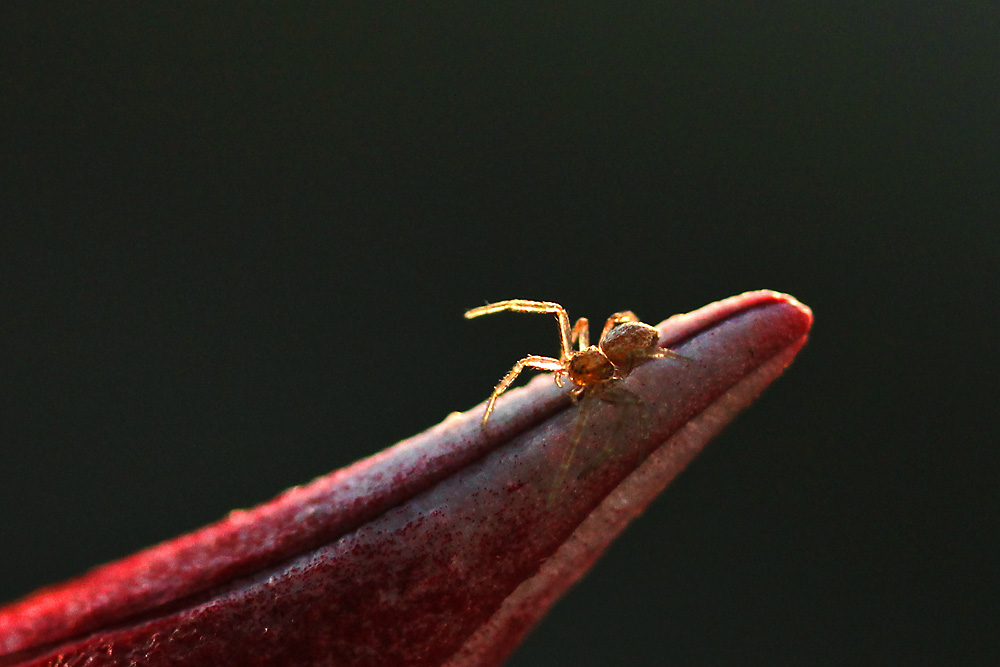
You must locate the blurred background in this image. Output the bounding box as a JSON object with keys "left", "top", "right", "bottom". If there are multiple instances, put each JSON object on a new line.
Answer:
{"left": 1, "top": 4, "right": 997, "bottom": 664}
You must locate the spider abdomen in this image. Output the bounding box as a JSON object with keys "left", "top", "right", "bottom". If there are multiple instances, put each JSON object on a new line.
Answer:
{"left": 601, "top": 321, "right": 661, "bottom": 370}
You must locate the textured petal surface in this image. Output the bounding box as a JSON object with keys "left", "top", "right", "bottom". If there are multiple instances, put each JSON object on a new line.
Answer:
{"left": 0, "top": 290, "right": 811, "bottom": 667}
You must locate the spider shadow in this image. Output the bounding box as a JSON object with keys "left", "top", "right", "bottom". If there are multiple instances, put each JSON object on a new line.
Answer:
{"left": 545, "top": 384, "right": 654, "bottom": 509}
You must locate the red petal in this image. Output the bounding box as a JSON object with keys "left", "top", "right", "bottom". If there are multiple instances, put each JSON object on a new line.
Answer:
{"left": 0, "top": 290, "right": 812, "bottom": 667}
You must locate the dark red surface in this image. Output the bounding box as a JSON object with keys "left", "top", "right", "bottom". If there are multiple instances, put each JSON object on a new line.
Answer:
{"left": 0, "top": 290, "right": 812, "bottom": 667}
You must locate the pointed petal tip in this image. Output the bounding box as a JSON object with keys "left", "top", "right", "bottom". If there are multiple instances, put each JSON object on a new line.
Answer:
{"left": 1, "top": 291, "right": 813, "bottom": 667}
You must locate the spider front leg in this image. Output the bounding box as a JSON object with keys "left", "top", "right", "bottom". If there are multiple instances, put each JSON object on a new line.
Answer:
{"left": 481, "top": 355, "right": 564, "bottom": 425}
{"left": 570, "top": 317, "right": 590, "bottom": 351}
{"left": 464, "top": 300, "right": 574, "bottom": 361}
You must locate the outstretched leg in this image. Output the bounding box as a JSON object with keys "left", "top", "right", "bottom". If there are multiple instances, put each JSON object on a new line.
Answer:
{"left": 465, "top": 300, "right": 573, "bottom": 361}
{"left": 570, "top": 317, "right": 590, "bottom": 351}
{"left": 482, "top": 355, "right": 564, "bottom": 425}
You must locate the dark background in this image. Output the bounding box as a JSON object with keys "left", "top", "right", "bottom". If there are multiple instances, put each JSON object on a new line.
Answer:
{"left": 2, "top": 4, "right": 997, "bottom": 665}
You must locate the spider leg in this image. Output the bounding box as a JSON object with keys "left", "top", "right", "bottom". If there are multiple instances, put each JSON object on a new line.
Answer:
{"left": 570, "top": 317, "right": 590, "bottom": 351}
{"left": 481, "top": 355, "right": 564, "bottom": 425}
{"left": 645, "top": 346, "right": 692, "bottom": 362}
{"left": 608, "top": 345, "right": 690, "bottom": 379}
{"left": 465, "top": 300, "right": 573, "bottom": 361}
{"left": 599, "top": 310, "right": 639, "bottom": 340}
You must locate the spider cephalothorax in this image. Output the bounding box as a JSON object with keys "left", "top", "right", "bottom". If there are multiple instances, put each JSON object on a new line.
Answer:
{"left": 465, "top": 299, "right": 687, "bottom": 425}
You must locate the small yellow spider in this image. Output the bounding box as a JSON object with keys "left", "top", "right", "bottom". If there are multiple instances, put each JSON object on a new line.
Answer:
{"left": 465, "top": 299, "right": 687, "bottom": 425}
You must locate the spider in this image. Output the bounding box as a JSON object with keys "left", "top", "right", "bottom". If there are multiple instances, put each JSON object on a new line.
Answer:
{"left": 464, "top": 299, "right": 688, "bottom": 425}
